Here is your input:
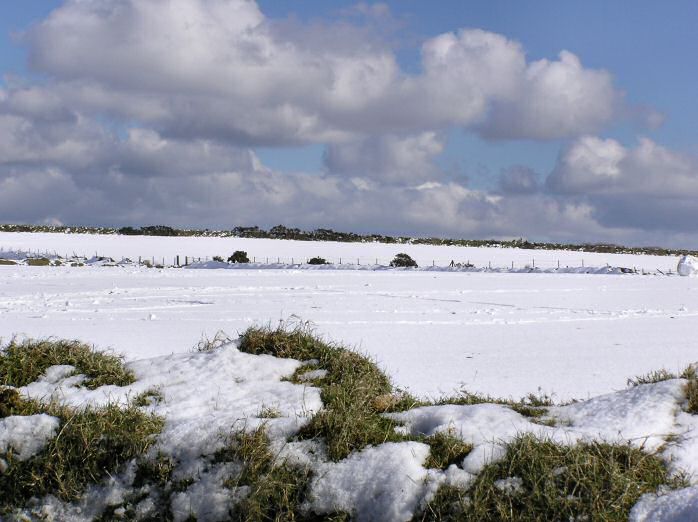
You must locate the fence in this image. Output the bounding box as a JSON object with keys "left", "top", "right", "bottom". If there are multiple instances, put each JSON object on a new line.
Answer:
{"left": 0, "top": 247, "right": 675, "bottom": 274}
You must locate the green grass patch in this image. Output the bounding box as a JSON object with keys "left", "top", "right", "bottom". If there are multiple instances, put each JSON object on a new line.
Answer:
{"left": 239, "top": 323, "right": 407, "bottom": 461}
{"left": 422, "top": 430, "right": 473, "bottom": 470}
{"left": 0, "top": 396, "right": 163, "bottom": 513}
{"left": 417, "top": 434, "right": 686, "bottom": 521}
{"left": 0, "top": 338, "right": 161, "bottom": 514}
{"left": 0, "top": 338, "right": 135, "bottom": 389}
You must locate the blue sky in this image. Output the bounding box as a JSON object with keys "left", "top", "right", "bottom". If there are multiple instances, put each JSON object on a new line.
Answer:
{"left": 1, "top": 1, "right": 698, "bottom": 246}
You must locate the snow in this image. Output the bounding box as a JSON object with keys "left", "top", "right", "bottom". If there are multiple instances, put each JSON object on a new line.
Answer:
{"left": 678, "top": 255, "right": 698, "bottom": 277}
{"left": 309, "top": 442, "right": 438, "bottom": 521}
{"left": 3, "top": 232, "right": 698, "bottom": 519}
{"left": 0, "top": 413, "right": 60, "bottom": 461}
{"left": 0, "top": 231, "right": 680, "bottom": 272}
{"left": 19, "top": 345, "right": 323, "bottom": 463}
{"left": 2, "top": 264, "right": 697, "bottom": 401}
{"left": 631, "top": 486, "right": 698, "bottom": 522}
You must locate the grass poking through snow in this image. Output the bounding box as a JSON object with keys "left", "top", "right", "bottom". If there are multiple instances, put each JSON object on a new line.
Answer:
{"left": 239, "top": 323, "right": 406, "bottom": 461}
{"left": 0, "top": 337, "right": 135, "bottom": 389}
{"left": 0, "top": 339, "right": 162, "bottom": 515}
{"left": 417, "top": 434, "right": 687, "bottom": 521}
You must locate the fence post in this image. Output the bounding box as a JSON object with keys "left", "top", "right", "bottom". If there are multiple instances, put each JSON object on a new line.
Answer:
{"left": 511, "top": 261, "right": 514, "bottom": 269}
{"left": 340, "top": 257, "right": 342, "bottom": 265}
{"left": 582, "top": 259, "right": 584, "bottom": 268}
{"left": 176, "top": 255, "right": 179, "bottom": 266}
{"left": 432, "top": 260, "right": 435, "bottom": 267}
{"left": 357, "top": 258, "right": 360, "bottom": 265}
{"left": 533, "top": 258, "right": 535, "bottom": 268}
{"left": 488, "top": 261, "right": 491, "bottom": 269}
{"left": 557, "top": 260, "right": 560, "bottom": 269}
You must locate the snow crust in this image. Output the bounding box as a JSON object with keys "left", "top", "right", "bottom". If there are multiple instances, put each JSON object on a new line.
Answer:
{"left": 631, "top": 486, "right": 698, "bottom": 521}
{"left": 0, "top": 414, "right": 60, "bottom": 461}
{"left": 309, "top": 442, "right": 437, "bottom": 521}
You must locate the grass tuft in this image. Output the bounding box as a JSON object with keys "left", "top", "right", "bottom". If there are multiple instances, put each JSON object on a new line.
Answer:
{"left": 417, "top": 434, "right": 686, "bottom": 521}
{"left": 239, "top": 323, "right": 406, "bottom": 461}
{"left": 627, "top": 368, "right": 677, "bottom": 387}
{"left": 422, "top": 430, "right": 473, "bottom": 470}
{"left": 0, "top": 398, "right": 163, "bottom": 512}
{"left": 0, "top": 338, "right": 135, "bottom": 389}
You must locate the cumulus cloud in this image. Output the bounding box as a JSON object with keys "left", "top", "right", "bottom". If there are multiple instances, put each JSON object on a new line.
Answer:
{"left": 23, "top": 0, "right": 621, "bottom": 144}
{"left": 546, "top": 136, "right": 698, "bottom": 233}
{"left": 4, "top": 0, "right": 695, "bottom": 247}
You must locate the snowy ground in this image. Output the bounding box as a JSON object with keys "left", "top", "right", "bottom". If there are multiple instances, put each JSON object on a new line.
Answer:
{"left": 0, "top": 245, "right": 696, "bottom": 401}
{"left": 0, "top": 231, "right": 682, "bottom": 272}
{"left": 3, "top": 232, "right": 698, "bottom": 520}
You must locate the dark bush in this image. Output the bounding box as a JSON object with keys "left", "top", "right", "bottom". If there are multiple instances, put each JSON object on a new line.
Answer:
{"left": 390, "top": 253, "right": 418, "bottom": 268}
{"left": 228, "top": 250, "right": 250, "bottom": 263}
{"left": 212, "top": 255, "right": 225, "bottom": 262}
{"left": 308, "top": 257, "right": 328, "bottom": 265}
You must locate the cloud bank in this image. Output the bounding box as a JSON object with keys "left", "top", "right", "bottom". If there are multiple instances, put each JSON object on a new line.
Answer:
{"left": 0, "top": 0, "right": 696, "bottom": 247}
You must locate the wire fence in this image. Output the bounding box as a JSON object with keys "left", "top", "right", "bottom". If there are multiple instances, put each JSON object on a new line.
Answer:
{"left": 0, "top": 247, "right": 676, "bottom": 274}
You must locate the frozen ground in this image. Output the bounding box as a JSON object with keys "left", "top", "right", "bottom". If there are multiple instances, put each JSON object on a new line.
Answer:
{"left": 0, "top": 262, "right": 696, "bottom": 401}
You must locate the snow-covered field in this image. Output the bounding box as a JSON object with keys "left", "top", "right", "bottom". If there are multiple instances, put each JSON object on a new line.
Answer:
{"left": 3, "top": 232, "right": 698, "bottom": 520}
{"left": 0, "top": 231, "right": 682, "bottom": 271}
{"left": 0, "top": 232, "right": 695, "bottom": 401}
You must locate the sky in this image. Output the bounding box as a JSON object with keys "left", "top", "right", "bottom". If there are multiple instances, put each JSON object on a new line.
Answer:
{"left": 1, "top": 0, "right": 698, "bottom": 248}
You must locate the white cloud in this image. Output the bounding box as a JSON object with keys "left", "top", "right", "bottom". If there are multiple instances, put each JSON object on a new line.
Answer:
{"left": 4, "top": 0, "right": 695, "bottom": 246}
{"left": 23, "top": 0, "right": 621, "bottom": 143}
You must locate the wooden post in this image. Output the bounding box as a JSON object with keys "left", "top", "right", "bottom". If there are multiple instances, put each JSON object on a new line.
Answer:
{"left": 176, "top": 255, "right": 179, "bottom": 266}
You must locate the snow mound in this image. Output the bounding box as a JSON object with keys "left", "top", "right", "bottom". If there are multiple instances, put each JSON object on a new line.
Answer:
{"left": 631, "top": 485, "right": 698, "bottom": 521}
{"left": 309, "top": 442, "right": 437, "bottom": 522}
{"left": 677, "top": 255, "right": 698, "bottom": 276}
{"left": 0, "top": 414, "right": 60, "bottom": 462}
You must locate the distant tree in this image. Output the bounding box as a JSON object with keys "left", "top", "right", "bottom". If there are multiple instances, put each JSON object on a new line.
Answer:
{"left": 212, "top": 255, "right": 225, "bottom": 262}
{"left": 228, "top": 250, "right": 250, "bottom": 263}
{"left": 308, "top": 256, "right": 328, "bottom": 265}
{"left": 390, "top": 253, "right": 418, "bottom": 268}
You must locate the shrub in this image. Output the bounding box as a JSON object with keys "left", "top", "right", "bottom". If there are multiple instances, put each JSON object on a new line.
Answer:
{"left": 390, "top": 253, "right": 418, "bottom": 268}
{"left": 308, "top": 256, "right": 328, "bottom": 265}
{"left": 212, "top": 255, "right": 225, "bottom": 262}
{"left": 228, "top": 250, "right": 250, "bottom": 263}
